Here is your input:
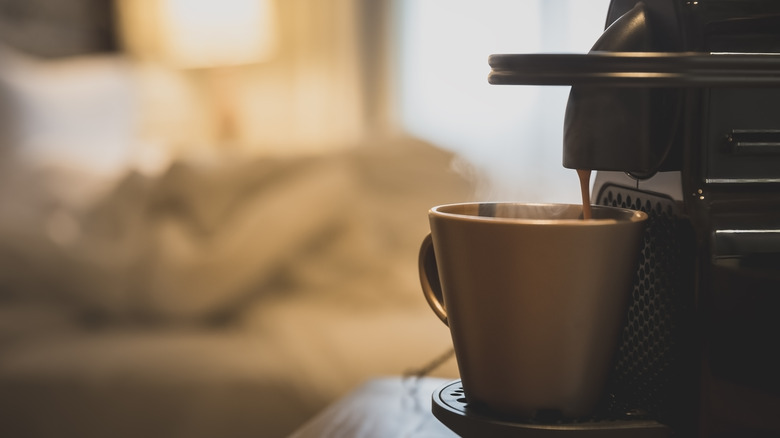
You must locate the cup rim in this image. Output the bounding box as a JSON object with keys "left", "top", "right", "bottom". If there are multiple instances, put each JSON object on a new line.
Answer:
{"left": 429, "top": 202, "right": 647, "bottom": 225}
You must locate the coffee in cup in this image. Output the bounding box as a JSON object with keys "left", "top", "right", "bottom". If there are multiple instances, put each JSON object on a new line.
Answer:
{"left": 419, "top": 202, "right": 647, "bottom": 420}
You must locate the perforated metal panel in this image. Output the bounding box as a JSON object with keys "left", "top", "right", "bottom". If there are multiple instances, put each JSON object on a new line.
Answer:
{"left": 596, "top": 184, "right": 696, "bottom": 429}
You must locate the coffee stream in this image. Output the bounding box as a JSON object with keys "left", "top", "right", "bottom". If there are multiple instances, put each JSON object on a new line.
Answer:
{"left": 577, "top": 169, "right": 592, "bottom": 220}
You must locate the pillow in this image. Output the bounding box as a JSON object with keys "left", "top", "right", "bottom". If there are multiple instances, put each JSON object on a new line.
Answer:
{"left": 0, "top": 44, "right": 138, "bottom": 176}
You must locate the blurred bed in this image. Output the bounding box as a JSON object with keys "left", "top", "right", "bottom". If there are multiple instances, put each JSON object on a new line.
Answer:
{"left": 0, "top": 10, "right": 472, "bottom": 437}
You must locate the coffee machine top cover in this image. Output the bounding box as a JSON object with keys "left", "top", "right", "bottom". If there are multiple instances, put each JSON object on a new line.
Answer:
{"left": 488, "top": 0, "right": 780, "bottom": 178}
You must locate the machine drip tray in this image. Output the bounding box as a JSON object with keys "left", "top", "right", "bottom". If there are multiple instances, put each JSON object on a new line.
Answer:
{"left": 432, "top": 380, "right": 671, "bottom": 438}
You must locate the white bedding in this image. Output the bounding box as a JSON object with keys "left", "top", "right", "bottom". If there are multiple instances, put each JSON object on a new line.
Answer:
{"left": 0, "top": 135, "right": 471, "bottom": 437}
{"left": 0, "top": 42, "right": 474, "bottom": 437}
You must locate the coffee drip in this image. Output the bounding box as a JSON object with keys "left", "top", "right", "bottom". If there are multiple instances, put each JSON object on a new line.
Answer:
{"left": 577, "top": 169, "right": 592, "bottom": 220}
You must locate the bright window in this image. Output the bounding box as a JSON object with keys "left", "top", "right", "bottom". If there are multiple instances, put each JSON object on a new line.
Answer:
{"left": 396, "top": 0, "right": 610, "bottom": 202}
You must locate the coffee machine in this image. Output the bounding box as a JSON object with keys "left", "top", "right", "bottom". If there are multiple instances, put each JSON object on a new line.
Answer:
{"left": 431, "top": 1, "right": 780, "bottom": 436}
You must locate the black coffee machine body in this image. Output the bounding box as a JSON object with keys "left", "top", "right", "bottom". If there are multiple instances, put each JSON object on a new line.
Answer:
{"left": 484, "top": 1, "right": 780, "bottom": 436}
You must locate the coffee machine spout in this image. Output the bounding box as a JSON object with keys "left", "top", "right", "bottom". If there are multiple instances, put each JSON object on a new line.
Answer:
{"left": 562, "top": 83, "right": 682, "bottom": 178}
{"left": 561, "top": 1, "right": 682, "bottom": 178}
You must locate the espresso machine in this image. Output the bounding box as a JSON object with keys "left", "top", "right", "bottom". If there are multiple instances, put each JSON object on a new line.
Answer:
{"left": 430, "top": 1, "right": 780, "bottom": 436}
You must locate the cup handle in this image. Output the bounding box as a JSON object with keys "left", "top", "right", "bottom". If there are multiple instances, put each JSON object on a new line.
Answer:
{"left": 419, "top": 233, "right": 448, "bottom": 325}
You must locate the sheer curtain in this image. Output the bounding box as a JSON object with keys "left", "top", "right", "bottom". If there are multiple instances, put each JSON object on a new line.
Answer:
{"left": 395, "top": 0, "right": 610, "bottom": 203}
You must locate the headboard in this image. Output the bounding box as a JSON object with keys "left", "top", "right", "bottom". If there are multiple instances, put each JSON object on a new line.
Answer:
{"left": 0, "top": 0, "right": 118, "bottom": 58}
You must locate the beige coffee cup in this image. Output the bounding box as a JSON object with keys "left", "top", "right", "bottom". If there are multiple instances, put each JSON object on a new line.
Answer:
{"left": 419, "top": 202, "right": 647, "bottom": 420}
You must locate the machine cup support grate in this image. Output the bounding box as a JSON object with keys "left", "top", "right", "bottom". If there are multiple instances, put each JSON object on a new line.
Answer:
{"left": 596, "top": 183, "right": 696, "bottom": 430}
